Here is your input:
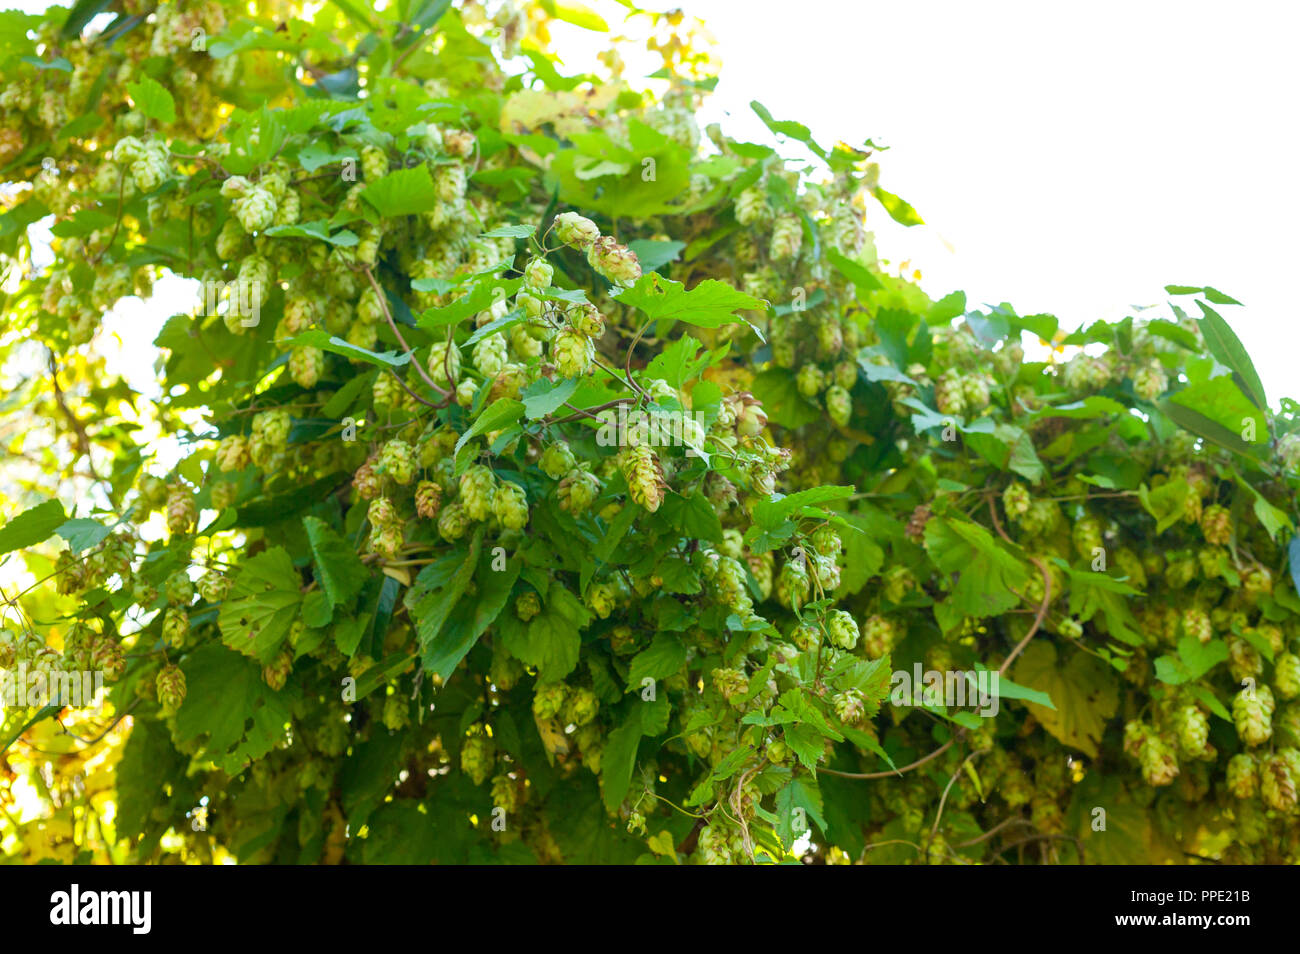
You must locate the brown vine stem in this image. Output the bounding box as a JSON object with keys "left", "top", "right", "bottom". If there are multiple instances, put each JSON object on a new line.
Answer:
{"left": 362, "top": 267, "right": 451, "bottom": 400}
{"left": 985, "top": 494, "right": 1052, "bottom": 677}
{"left": 47, "top": 350, "right": 102, "bottom": 483}
{"left": 820, "top": 734, "right": 961, "bottom": 781}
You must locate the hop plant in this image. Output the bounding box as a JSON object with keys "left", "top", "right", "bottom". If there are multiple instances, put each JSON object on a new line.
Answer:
{"left": 1003, "top": 482, "right": 1031, "bottom": 519}
{"left": 262, "top": 651, "right": 293, "bottom": 691}
{"left": 825, "top": 384, "right": 852, "bottom": 427}
{"left": 1133, "top": 361, "right": 1168, "bottom": 401}
{"left": 1200, "top": 504, "right": 1232, "bottom": 545}
{"left": 769, "top": 215, "right": 802, "bottom": 260}
{"left": 215, "top": 434, "right": 251, "bottom": 472}
{"left": 415, "top": 480, "right": 443, "bottom": 519}
{"left": 553, "top": 211, "right": 600, "bottom": 249}
{"left": 1260, "top": 755, "right": 1298, "bottom": 812}
{"left": 775, "top": 558, "right": 811, "bottom": 609}
{"left": 460, "top": 728, "right": 495, "bottom": 786}
{"left": 833, "top": 688, "right": 867, "bottom": 724}
{"left": 378, "top": 439, "right": 416, "bottom": 485}
{"left": 557, "top": 468, "right": 601, "bottom": 514}
{"left": 540, "top": 441, "right": 577, "bottom": 480}
{"left": 1182, "top": 607, "right": 1212, "bottom": 645}
{"left": 1276, "top": 653, "right": 1300, "bottom": 700}
{"left": 473, "top": 333, "right": 508, "bottom": 378}
{"left": 1173, "top": 704, "right": 1209, "bottom": 757}
{"left": 862, "top": 615, "right": 898, "bottom": 658}
{"left": 492, "top": 481, "right": 530, "bottom": 530}
{"left": 586, "top": 235, "right": 641, "bottom": 285}
{"left": 428, "top": 341, "right": 462, "bottom": 386}
{"left": 361, "top": 145, "right": 388, "bottom": 181}
{"left": 1226, "top": 753, "right": 1258, "bottom": 799}
{"left": 289, "top": 346, "right": 324, "bottom": 388}
{"left": 165, "top": 483, "right": 196, "bottom": 536}
{"left": 162, "top": 607, "right": 189, "bottom": 649}
{"left": 1138, "top": 733, "right": 1180, "bottom": 787}
{"left": 1233, "top": 688, "right": 1273, "bottom": 746}
{"left": 552, "top": 327, "right": 595, "bottom": 378}
{"left": 515, "top": 591, "right": 541, "bottom": 622}
{"left": 826, "top": 610, "right": 860, "bottom": 650}
{"left": 1071, "top": 515, "right": 1103, "bottom": 560}
{"left": 623, "top": 445, "right": 666, "bottom": 513}
{"left": 438, "top": 502, "right": 470, "bottom": 542}
{"left": 533, "top": 682, "right": 568, "bottom": 720}
{"left": 562, "top": 687, "right": 600, "bottom": 726}
{"left": 156, "top": 664, "right": 186, "bottom": 713}
{"left": 711, "top": 667, "right": 749, "bottom": 706}
{"left": 459, "top": 465, "right": 498, "bottom": 521}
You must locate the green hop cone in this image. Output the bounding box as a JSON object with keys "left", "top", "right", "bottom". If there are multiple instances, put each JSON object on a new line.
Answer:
{"left": 472, "top": 332, "right": 508, "bottom": 378}
{"left": 215, "top": 434, "right": 250, "bottom": 472}
{"left": 459, "top": 464, "right": 498, "bottom": 521}
{"left": 532, "top": 682, "right": 568, "bottom": 721}
{"left": 382, "top": 694, "right": 409, "bottom": 731}
{"left": 796, "top": 363, "right": 825, "bottom": 398}
{"left": 491, "top": 480, "right": 529, "bottom": 530}
{"left": 552, "top": 327, "right": 595, "bottom": 378}
{"left": 415, "top": 480, "right": 443, "bottom": 519}
{"left": 1276, "top": 653, "right": 1300, "bottom": 700}
{"left": 540, "top": 441, "right": 577, "bottom": 480}
{"left": 711, "top": 667, "right": 749, "bottom": 706}
{"left": 165, "top": 483, "right": 196, "bottom": 536}
{"left": 162, "top": 608, "right": 189, "bottom": 649}
{"left": 585, "top": 581, "right": 618, "bottom": 619}
{"left": 524, "top": 257, "right": 553, "bottom": 291}
{"left": 1002, "top": 482, "right": 1031, "bottom": 520}
{"left": 1233, "top": 688, "right": 1273, "bottom": 746}
{"left": 554, "top": 211, "right": 600, "bottom": 249}
{"left": 1173, "top": 704, "right": 1209, "bottom": 757}
{"left": 262, "top": 651, "right": 293, "bottom": 691}
{"left": 427, "top": 341, "right": 462, "bottom": 387}
{"left": 811, "top": 525, "right": 842, "bottom": 559}
{"left": 623, "top": 445, "right": 666, "bottom": 513}
{"left": 825, "top": 384, "right": 852, "bottom": 427}
{"left": 1260, "top": 756, "right": 1298, "bottom": 812}
{"left": 586, "top": 235, "right": 641, "bottom": 285}
{"left": 934, "top": 370, "right": 967, "bottom": 417}
{"left": 1226, "top": 753, "right": 1258, "bottom": 799}
{"left": 515, "top": 591, "right": 541, "bottom": 622}
{"left": 1200, "top": 504, "right": 1232, "bottom": 546}
{"left": 826, "top": 609, "right": 860, "bottom": 650}
{"left": 378, "top": 439, "right": 416, "bottom": 485}
{"left": 438, "top": 502, "right": 469, "bottom": 541}
{"left": 289, "top": 345, "right": 324, "bottom": 388}
{"left": 833, "top": 688, "right": 866, "bottom": 724}
{"left": 1132, "top": 360, "right": 1168, "bottom": 401}
{"left": 360, "top": 144, "right": 388, "bottom": 181}
{"left": 460, "top": 729, "right": 495, "bottom": 786}
{"left": 1071, "top": 515, "right": 1103, "bottom": 560}
{"left": 862, "top": 614, "right": 898, "bottom": 658}
{"left": 156, "top": 664, "right": 186, "bottom": 713}
{"left": 775, "top": 558, "right": 811, "bottom": 610}
{"left": 1138, "top": 733, "right": 1179, "bottom": 787}
{"left": 1182, "top": 607, "right": 1212, "bottom": 645}
{"left": 490, "top": 774, "right": 519, "bottom": 815}
{"left": 562, "top": 687, "right": 600, "bottom": 726}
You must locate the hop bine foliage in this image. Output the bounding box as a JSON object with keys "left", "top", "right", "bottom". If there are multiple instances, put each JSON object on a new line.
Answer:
{"left": 2, "top": 0, "right": 1300, "bottom": 868}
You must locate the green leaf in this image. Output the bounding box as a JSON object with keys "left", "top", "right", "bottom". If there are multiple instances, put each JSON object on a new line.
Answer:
{"left": 924, "top": 517, "right": 1029, "bottom": 623}
{"left": 871, "top": 185, "right": 924, "bottom": 226}
{"left": 263, "top": 220, "right": 359, "bottom": 246}
{"left": 625, "top": 634, "right": 687, "bottom": 691}
{"left": 826, "top": 247, "right": 881, "bottom": 291}
{"left": 775, "top": 776, "right": 826, "bottom": 848}
{"left": 500, "top": 581, "right": 591, "bottom": 682}
{"left": 297, "top": 143, "right": 357, "bottom": 173}
{"left": 614, "top": 273, "right": 763, "bottom": 331}
{"left": 217, "top": 547, "right": 304, "bottom": 663}
{"left": 521, "top": 377, "right": 579, "bottom": 419}
{"left": 479, "top": 223, "right": 535, "bottom": 238}
{"left": 125, "top": 76, "right": 176, "bottom": 124}
{"left": 55, "top": 516, "right": 112, "bottom": 554}
{"left": 424, "top": 544, "right": 519, "bottom": 679}
{"left": 455, "top": 398, "right": 525, "bottom": 468}
{"left": 286, "top": 330, "right": 410, "bottom": 369}
{"left": 175, "top": 645, "right": 295, "bottom": 775}
{"left": 360, "top": 165, "right": 439, "bottom": 216}
{"left": 749, "top": 100, "right": 826, "bottom": 159}
{"left": 1012, "top": 642, "right": 1118, "bottom": 757}
{"left": 627, "top": 239, "right": 685, "bottom": 273}
{"left": 1138, "top": 479, "right": 1192, "bottom": 535}
{"left": 303, "top": 516, "right": 368, "bottom": 608}
{"left": 1194, "top": 301, "right": 1266, "bottom": 409}
{"left": 0, "top": 499, "right": 67, "bottom": 555}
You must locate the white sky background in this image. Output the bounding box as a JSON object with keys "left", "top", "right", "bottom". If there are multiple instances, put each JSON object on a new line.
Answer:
{"left": 11, "top": 0, "right": 1300, "bottom": 405}
{"left": 555, "top": 0, "right": 1300, "bottom": 403}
